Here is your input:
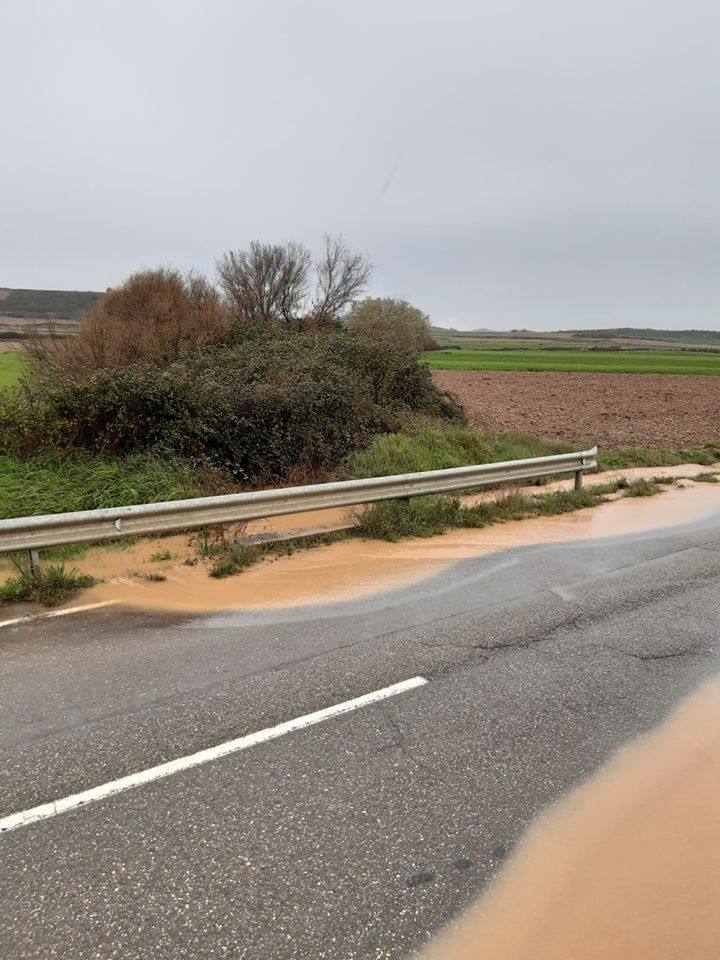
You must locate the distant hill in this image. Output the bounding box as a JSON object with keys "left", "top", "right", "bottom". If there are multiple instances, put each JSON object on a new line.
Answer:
{"left": 566, "top": 327, "right": 720, "bottom": 345}
{"left": 431, "top": 326, "right": 495, "bottom": 336}
{"left": 432, "top": 325, "right": 720, "bottom": 347}
{"left": 0, "top": 287, "right": 102, "bottom": 322}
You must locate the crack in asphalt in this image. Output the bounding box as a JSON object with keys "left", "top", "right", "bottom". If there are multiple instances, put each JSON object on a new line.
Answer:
{"left": 418, "top": 566, "right": 720, "bottom": 661}
{"left": 602, "top": 645, "right": 709, "bottom": 662}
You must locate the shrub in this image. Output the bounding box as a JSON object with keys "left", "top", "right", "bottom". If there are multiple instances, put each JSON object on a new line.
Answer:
{"left": 2, "top": 332, "right": 461, "bottom": 484}
{"left": 347, "top": 297, "right": 436, "bottom": 353}
{"left": 25, "top": 268, "right": 229, "bottom": 378}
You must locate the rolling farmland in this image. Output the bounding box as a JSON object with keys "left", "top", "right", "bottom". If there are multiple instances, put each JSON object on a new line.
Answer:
{"left": 424, "top": 345, "right": 720, "bottom": 376}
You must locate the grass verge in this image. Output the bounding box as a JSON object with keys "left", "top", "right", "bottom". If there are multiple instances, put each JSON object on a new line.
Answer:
{"left": 0, "top": 562, "right": 95, "bottom": 607}
{"left": 346, "top": 421, "right": 720, "bottom": 479}
{"left": 597, "top": 446, "right": 719, "bottom": 470}
{"left": 204, "top": 476, "right": 670, "bottom": 575}
{"left": 0, "top": 452, "right": 213, "bottom": 520}
{"left": 354, "top": 478, "right": 667, "bottom": 542}
{"left": 345, "top": 422, "right": 572, "bottom": 478}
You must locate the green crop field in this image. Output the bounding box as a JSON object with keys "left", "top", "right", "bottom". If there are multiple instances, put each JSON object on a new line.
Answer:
{"left": 423, "top": 346, "right": 720, "bottom": 375}
{"left": 0, "top": 352, "right": 27, "bottom": 388}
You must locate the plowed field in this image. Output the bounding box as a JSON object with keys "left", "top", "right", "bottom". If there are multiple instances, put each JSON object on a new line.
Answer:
{"left": 433, "top": 370, "right": 720, "bottom": 448}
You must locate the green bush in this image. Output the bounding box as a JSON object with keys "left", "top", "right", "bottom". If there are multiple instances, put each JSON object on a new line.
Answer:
{"left": 2, "top": 332, "right": 461, "bottom": 484}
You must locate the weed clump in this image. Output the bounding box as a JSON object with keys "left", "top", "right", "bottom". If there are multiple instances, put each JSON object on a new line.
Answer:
{"left": 354, "top": 483, "right": 622, "bottom": 542}
{"left": 206, "top": 530, "right": 351, "bottom": 578}
{"left": 622, "top": 478, "right": 664, "bottom": 497}
{"left": 149, "top": 550, "right": 173, "bottom": 562}
{"left": 0, "top": 562, "right": 95, "bottom": 607}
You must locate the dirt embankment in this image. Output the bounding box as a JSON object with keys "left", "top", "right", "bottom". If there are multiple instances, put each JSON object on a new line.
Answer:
{"left": 433, "top": 370, "right": 720, "bottom": 448}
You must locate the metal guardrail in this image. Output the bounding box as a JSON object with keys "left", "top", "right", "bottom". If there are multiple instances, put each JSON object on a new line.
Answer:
{"left": 0, "top": 447, "right": 597, "bottom": 558}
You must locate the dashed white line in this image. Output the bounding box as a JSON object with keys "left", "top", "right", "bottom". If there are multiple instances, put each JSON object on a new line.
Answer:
{"left": 0, "top": 599, "right": 120, "bottom": 630}
{"left": 0, "top": 675, "right": 428, "bottom": 834}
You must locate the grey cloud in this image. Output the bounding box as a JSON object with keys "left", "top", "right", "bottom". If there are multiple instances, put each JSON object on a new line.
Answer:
{"left": 1, "top": 0, "right": 718, "bottom": 329}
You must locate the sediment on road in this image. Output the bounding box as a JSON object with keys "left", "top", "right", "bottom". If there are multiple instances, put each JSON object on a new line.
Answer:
{"left": 2, "top": 472, "right": 713, "bottom": 615}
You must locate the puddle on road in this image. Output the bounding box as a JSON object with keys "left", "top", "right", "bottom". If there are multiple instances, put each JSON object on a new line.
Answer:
{"left": 421, "top": 676, "right": 720, "bottom": 960}
{"left": 82, "top": 481, "right": 720, "bottom": 612}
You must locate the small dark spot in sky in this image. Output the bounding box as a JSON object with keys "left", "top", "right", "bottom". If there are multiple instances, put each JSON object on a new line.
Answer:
{"left": 406, "top": 870, "right": 436, "bottom": 888}
{"left": 492, "top": 843, "right": 508, "bottom": 860}
{"left": 453, "top": 857, "right": 473, "bottom": 871}
{"left": 378, "top": 162, "right": 399, "bottom": 197}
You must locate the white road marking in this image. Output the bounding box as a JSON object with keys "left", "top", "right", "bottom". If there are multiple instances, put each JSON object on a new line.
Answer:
{"left": 0, "top": 675, "right": 428, "bottom": 834}
{"left": 0, "top": 599, "right": 119, "bottom": 630}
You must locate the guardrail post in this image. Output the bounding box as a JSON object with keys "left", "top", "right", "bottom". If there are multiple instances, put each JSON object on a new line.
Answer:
{"left": 28, "top": 549, "right": 41, "bottom": 580}
{"left": 574, "top": 470, "right": 583, "bottom": 490}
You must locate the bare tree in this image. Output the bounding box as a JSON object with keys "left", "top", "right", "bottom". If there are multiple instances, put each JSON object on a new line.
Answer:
{"left": 309, "top": 236, "right": 372, "bottom": 329}
{"left": 216, "top": 241, "right": 311, "bottom": 328}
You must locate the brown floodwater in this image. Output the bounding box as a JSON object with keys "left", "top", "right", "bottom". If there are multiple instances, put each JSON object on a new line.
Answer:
{"left": 421, "top": 676, "right": 720, "bottom": 960}
{"left": 80, "top": 479, "right": 720, "bottom": 612}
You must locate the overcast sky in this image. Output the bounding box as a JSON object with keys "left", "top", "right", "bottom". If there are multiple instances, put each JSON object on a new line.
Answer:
{"left": 2, "top": 1, "right": 718, "bottom": 330}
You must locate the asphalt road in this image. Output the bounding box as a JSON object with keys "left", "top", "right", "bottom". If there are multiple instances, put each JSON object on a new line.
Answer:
{"left": 2, "top": 511, "right": 720, "bottom": 958}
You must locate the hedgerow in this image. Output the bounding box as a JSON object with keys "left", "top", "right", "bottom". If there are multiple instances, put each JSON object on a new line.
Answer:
{"left": 2, "top": 331, "right": 461, "bottom": 484}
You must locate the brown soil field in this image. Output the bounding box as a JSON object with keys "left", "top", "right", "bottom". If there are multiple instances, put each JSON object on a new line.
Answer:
{"left": 433, "top": 370, "right": 720, "bottom": 448}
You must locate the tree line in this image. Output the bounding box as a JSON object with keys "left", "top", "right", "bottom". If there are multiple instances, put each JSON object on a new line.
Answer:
{"left": 28, "top": 236, "right": 435, "bottom": 377}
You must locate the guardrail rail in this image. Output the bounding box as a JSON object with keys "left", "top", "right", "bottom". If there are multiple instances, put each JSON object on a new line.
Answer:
{"left": 0, "top": 447, "right": 597, "bottom": 574}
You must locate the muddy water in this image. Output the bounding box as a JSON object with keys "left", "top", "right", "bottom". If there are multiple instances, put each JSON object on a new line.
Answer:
{"left": 421, "top": 677, "right": 720, "bottom": 960}
{"left": 83, "top": 480, "right": 720, "bottom": 612}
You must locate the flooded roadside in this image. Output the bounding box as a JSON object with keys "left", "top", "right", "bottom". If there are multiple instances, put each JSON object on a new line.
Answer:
{"left": 421, "top": 675, "right": 720, "bottom": 960}
{"left": 78, "top": 478, "right": 720, "bottom": 612}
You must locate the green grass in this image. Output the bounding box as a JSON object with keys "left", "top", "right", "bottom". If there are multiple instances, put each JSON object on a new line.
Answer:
{"left": 0, "top": 561, "right": 95, "bottom": 607}
{"left": 345, "top": 422, "right": 719, "bottom": 480}
{"left": 693, "top": 472, "right": 720, "bottom": 483}
{"left": 596, "top": 446, "right": 719, "bottom": 470}
{"left": 345, "top": 422, "right": 571, "bottom": 479}
{"left": 0, "top": 452, "right": 209, "bottom": 520}
{"left": 355, "top": 477, "right": 670, "bottom": 542}
{"left": 149, "top": 550, "right": 173, "bottom": 562}
{"left": 0, "top": 352, "right": 26, "bottom": 389}
{"left": 207, "top": 532, "right": 351, "bottom": 578}
{"left": 422, "top": 347, "right": 720, "bottom": 375}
